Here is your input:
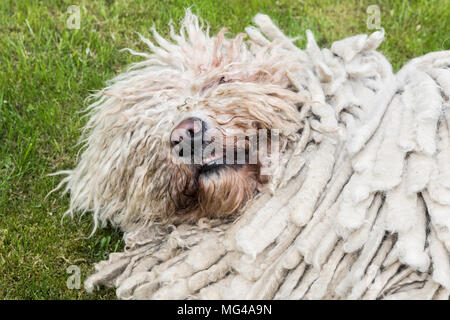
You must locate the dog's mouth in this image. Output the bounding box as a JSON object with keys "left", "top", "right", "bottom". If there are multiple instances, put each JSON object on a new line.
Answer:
{"left": 198, "top": 155, "right": 227, "bottom": 175}
{"left": 199, "top": 160, "right": 226, "bottom": 174}
{"left": 198, "top": 153, "right": 246, "bottom": 175}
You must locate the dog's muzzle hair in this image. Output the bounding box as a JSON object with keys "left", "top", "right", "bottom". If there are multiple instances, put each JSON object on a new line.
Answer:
{"left": 167, "top": 116, "right": 264, "bottom": 222}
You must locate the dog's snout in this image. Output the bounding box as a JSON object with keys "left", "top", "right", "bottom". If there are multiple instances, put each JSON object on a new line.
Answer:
{"left": 170, "top": 117, "right": 205, "bottom": 151}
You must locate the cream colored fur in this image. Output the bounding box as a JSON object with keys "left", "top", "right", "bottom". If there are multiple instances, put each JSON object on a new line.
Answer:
{"left": 59, "top": 11, "right": 450, "bottom": 299}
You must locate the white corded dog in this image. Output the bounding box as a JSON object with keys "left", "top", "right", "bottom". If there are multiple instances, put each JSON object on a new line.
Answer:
{"left": 57, "top": 10, "right": 450, "bottom": 299}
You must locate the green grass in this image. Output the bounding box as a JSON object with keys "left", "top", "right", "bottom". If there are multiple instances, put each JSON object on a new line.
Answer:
{"left": 0, "top": 0, "right": 448, "bottom": 299}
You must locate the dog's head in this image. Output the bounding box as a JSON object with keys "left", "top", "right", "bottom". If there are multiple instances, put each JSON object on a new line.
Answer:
{"left": 63, "top": 11, "right": 306, "bottom": 231}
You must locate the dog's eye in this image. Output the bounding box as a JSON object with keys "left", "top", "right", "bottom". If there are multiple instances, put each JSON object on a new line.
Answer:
{"left": 218, "top": 76, "right": 227, "bottom": 84}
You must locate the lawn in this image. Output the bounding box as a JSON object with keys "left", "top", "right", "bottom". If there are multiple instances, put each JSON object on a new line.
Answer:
{"left": 0, "top": 0, "right": 448, "bottom": 299}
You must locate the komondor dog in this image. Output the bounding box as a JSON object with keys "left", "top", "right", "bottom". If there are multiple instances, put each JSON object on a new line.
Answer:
{"left": 56, "top": 10, "right": 450, "bottom": 299}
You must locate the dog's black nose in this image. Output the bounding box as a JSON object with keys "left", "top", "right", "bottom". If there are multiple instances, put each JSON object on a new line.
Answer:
{"left": 170, "top": 117, "right": 206, "bottom": 157}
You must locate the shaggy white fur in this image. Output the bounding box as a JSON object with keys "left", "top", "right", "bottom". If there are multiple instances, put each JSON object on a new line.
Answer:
{"left": 68, "top": 11, "right": 450, "bottom": 299}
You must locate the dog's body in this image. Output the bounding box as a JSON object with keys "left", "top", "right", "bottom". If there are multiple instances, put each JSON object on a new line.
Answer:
{"left": 59, "top": 11, "right": 450, "bottom": 299}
